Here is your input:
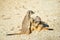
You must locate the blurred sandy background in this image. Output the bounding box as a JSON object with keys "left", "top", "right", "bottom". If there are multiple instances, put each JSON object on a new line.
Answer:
{"left": 0, "top": 0, "right": 60, "bottom": 40}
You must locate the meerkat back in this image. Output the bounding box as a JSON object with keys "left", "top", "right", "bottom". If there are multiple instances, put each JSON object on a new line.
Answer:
{"left": 21, "top": 10, "right": 35, "bottom": 34}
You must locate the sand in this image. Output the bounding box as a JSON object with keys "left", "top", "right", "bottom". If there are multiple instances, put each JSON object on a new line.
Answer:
{"left": 0, "top": 0, "right": 60, "bottom": 40}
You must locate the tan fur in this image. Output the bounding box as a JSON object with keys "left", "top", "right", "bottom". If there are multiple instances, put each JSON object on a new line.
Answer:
{"left": 30, "top": 16, "right": 53, "bottom": 32}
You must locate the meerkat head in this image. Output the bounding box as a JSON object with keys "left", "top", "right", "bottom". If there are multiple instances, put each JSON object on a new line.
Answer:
{"left": 32, "top": 16, "right": 41, "bottom": 27}
{"left": 31, "top": 16, "right": 49, "bottom": 28}
{"left": 34, "top": 16, "right": 41, "bottom": 24}
{"left": 27, "top": 10, "right": 35, "bottom": 15}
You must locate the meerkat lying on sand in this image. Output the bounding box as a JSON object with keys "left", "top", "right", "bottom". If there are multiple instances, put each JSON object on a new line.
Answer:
{"left": 7, "top": 10, "right": 35, "bottom": 35}
{"left": 30, "top": 16, "right": 53, "bottom": 32}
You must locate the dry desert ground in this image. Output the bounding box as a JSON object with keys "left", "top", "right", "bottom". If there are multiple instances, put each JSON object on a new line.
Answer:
{"left": 0, "top": 0, "right": 60, "bottom": 40}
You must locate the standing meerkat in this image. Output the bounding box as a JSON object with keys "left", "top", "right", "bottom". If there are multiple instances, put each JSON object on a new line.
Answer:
{"left": 7, "top": 10, "right": 35, "bottom": 35}
{"left": 30, "top": 16, "right": 53, "bottom": 32}
{"left": 21, "top": 10, "right": 34, "bottom": 34}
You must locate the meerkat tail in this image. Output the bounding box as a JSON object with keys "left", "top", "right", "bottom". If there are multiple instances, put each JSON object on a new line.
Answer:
{"left": 48, "top": 28, "right": 54, "bottom": 30}
{"left": 42, "top": 27, "right": 54, "bottom": 30}
{"left": 45, "top": 28, "right": 54, "bottom": 30}
{"left": 7, "top": 33, "right": 22, "bottom": 36}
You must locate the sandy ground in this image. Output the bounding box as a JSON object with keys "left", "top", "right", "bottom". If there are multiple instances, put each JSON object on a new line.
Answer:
{"left": 0, "top": 0, "right": 60, "bottom": 40}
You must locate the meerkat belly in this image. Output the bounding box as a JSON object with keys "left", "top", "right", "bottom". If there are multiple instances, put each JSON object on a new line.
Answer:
{"left": 22, "top": 21, "right": 30, "bottom": 34}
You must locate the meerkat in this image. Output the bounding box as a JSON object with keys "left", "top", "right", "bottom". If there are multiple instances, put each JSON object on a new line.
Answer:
{"left": 30, "top": 16, "right": 53, "bottom": 32}
{"left": 7, "top": 12, "right": 53, "bottom": 36}
{"left": 7, "top": 10, "right": 35, "bottom": 35}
